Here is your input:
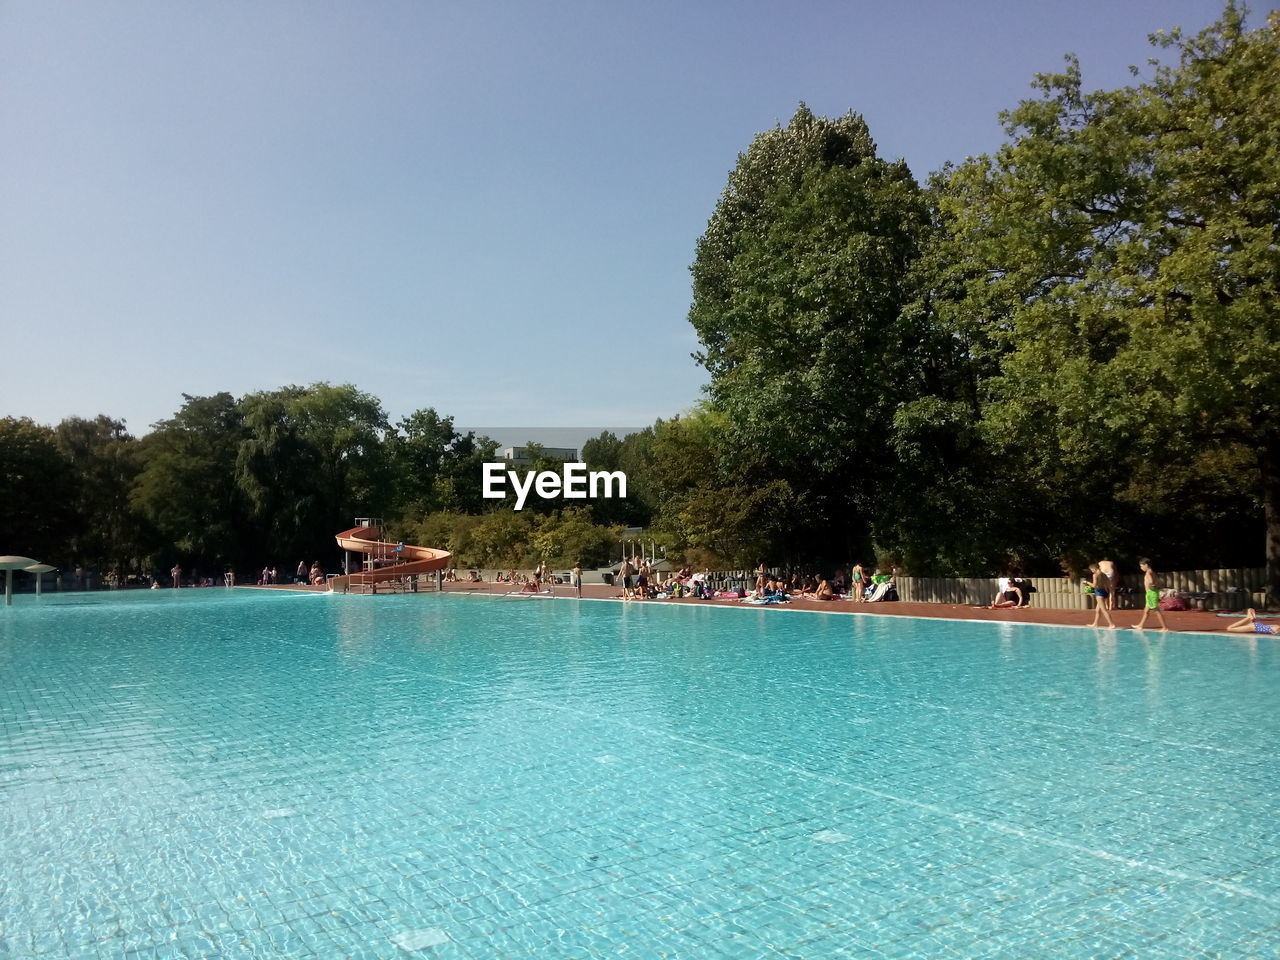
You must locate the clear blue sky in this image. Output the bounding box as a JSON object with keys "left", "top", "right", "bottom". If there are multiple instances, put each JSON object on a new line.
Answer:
{"left": 1, "top": 0, "right": 1264, "bottom": 435}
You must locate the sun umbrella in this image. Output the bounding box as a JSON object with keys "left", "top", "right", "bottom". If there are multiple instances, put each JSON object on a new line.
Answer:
{"left": 25, "top": 563, "right": 56, "bottom": 596}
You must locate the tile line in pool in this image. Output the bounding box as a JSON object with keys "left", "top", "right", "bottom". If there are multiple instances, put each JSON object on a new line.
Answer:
{"left": 273, "top": 634, "right": 1280, "bottom": 909}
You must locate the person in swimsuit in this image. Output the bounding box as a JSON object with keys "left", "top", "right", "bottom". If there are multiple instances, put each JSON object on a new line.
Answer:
{"left": 1132, "top": 558, "right": 1169, "bottom": 631}
{"left": 989, "top": 575, "right": 1023, "bottom": 608}
{"left": 1088, "top": 563, "right": 1117, "bottom": 628}
{"left": 852, "top": 563, "right": 866, "bottom": 602}
{"left": 1224, "top": 609, "right": 1278, "bottom": 635}
{"left": 1098, "top": 559, "right": 1117, "bottom": 611}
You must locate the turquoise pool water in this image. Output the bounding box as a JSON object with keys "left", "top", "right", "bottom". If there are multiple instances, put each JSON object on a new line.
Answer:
{"left": 1, "top": 590, "right": 1277, "bottom": 959}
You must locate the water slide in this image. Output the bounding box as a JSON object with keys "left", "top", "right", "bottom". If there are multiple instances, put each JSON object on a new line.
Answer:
{"left": 329, "top": 524, "right": 451, "bottom": 593}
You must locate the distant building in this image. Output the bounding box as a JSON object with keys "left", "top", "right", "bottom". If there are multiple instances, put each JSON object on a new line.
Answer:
{"left": 499, "top": 445, "right": 579, "bottom": 467}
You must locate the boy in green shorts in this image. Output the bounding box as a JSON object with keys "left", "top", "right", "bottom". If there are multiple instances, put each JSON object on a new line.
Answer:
{"left": 1132, "top": 558, "right": 1169, "bottom": 632}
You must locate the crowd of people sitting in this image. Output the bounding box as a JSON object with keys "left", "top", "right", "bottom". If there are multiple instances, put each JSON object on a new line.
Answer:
{"left": 611, "top": 558, "right": 899, "bottom": 604}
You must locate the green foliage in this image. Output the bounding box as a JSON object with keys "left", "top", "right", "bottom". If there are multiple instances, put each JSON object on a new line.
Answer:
{"left": 625, "top": 407, "right": 799, "bottom": 567}
{"left": 531, "top": 508, "right": 621, "bottom": 568}
{"left": 132, "top": 393, "right": 250, "bottom": 567}
{"left": 53, "top": 416, "right": 150, "bottom": 571}
{"left": 691, "top": 105, "right": 931, "bottom": 471}
{"left": 0, "top": 418, "right": 78, "bottom": 562}
{"left": 582, "top": 427, "right": 656, "bottom": 526}
{"left": 237, "top": 383, "right": 391, "bottom": 560}
{"left": 934, "top": 3, "right": 1278, "bottom": 578}
{"left": 581, "top": 431, "right": 622, "bottom": 471}
{"left": 467, "top": 511, "right": 535, "bottom": 569}
{"left": 688, "top": 104, "right": 935, "bottom": 563}
{"left": 393, "top": 408, "right": 458, "bottom": 516}
{"left": 407, "top": 506, "right": 620, "bottom": 570}
{"left": 391, "top": 410, "right": 499, "bottom": 517}
{"left": 406, "top": 511, "right": 481, "bottom": 565}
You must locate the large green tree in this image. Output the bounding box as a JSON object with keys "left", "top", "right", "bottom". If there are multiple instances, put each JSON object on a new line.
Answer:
{"left": 132, "top": 393, "right": 250, "bottom": 568}
{"left": 392, "top": 408, "right": 461, "bottom": 517}
{"left": 688, "top": 104, "right": 934, "bottom": 561}
{"left": 237, "top": 383, "right": 392, "bottom": 561}
{"left": 391, "top": 409, "right": 500, "bottom": 520}
{"left": 936, "top": 4, "right": 1279, "bottom": 585}
{"left": 54, "top": 415, "right": 148, "bottom": 569}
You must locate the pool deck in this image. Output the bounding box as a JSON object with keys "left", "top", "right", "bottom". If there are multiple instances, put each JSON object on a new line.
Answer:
{"left": 247, "top": 580, "right": 1262, "bottom": 633}
{"left": 427, "top": 581, "right": 1252, "bottom": 633}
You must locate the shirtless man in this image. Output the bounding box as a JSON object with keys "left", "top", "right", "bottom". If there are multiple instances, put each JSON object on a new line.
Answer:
{"left": 1098, "top": 559, "right": 1117, "bottom": 611}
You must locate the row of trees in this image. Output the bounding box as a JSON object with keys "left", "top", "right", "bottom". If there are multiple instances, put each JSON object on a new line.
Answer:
{"left": 680, "top": 5, "right": 1278, "bottom": 589}
{"left": 1, "top": 386, "right": 630, "bottom": 576}
{"left": 2, "top": 6, "right": 1275, "bottom": 588}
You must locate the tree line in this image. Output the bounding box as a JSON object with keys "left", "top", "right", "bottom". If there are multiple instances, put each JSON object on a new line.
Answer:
{"left": 0, "top": 386, "right": 646, "bottom": 577}
{"left": 2, "top": 6, "right": 1276, "bottom": 590}
{"left": 681, "top": 5, "right": 1278, "bottom": 590}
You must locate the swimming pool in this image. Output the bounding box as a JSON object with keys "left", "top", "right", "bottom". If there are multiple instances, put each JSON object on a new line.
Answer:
{"left": 1, "top": 590, "right": 1276, "bottom": 958}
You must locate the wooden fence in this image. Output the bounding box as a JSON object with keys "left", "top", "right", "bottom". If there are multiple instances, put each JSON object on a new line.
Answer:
{"left": 897, "top": 568, "right": 1266, "bottom": 611}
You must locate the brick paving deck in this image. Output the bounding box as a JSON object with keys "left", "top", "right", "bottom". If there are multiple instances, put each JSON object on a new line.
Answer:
{"left": 243, "top": 579, "right": 1261, "bottom": 634}
{"left": 428, "top": 580, "right": 1254, "bottom": 635}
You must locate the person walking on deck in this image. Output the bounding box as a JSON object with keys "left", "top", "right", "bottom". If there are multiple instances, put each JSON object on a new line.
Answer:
{"left": 1132, "top": 558, "right": 1170, "bottom": 632}
{"left": 1087, "top": 563, "right": 1117, "bottom": 629}
{"left": 1098, "top": 559, "right": 1117, "bottom": 611}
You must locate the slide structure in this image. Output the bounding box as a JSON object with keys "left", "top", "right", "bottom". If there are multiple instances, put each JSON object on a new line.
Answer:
{"left": 330, "top": 522, "right": 451, "bottom": 593}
